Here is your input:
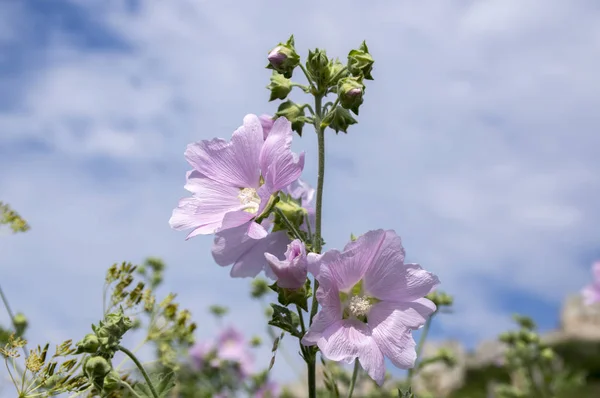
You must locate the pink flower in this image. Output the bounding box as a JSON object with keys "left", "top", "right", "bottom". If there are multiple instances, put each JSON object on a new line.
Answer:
{"left": 265, "top": 239, "right": 308, "bottom": 289}
{"left": 212, "top": 214, "right": 290, "bottom": 278}
{"left": 216, "top": 326, "right": 254, "bottom": 377}
{"left": 302, "top": 230, "right": 440, "bottom": 385}
{"left": 170, "top": 115, "right": 304, "bottom": 239}
{"left": 582, "top": 261, "right": 600, "bottom": 305}
{"left": 255, "top": 381, "right": 279, "bottom": 397}
{"left": 189, "top": 340, "right": 214, "bottom": 370}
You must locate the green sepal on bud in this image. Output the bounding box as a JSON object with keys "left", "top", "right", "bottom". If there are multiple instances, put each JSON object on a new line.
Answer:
{"left": 273, "top": 194, "right": 306, "bottom": 232}
{"left": 103, "top": 369, "right": 124, "bottom": 393}
{"left": 306, "top": 48, "right": 330, "bottom": 93}
{"left": 337, "top": 76, "right": 364, "bottom": 115}
{"left": 267, "top": 72, "right": 292, "bottom": 101}
{"left": 327, "top": 58, "right": 349, "bottom": 89}
{"left": 269, "top": 278, "right": 311, "bottom": 312}
{"left": 75, "top": 333, "right": 100, "bottom": 354}
{"left": 83, "top": 356, "right": 112, "bottom": 391}
{"left": 321, "top": 105, "right": 357, "bottom": 134}
{"left": 90, "top": 307, "right": 133, "bottom": 355}
{"left": 266, "top": 35, "right": 301, "bottom": 79}
{"left": 275, "top": 101, "right": 310, "bottom": 136}
{"left": 347, "top": 40, "right": 374, "bottom": 80}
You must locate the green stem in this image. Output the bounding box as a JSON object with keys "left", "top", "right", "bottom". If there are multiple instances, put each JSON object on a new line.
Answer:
{"left": 347, "top": 360, "right": 360, "bottom": 398}
{"left": 275, "top": 207, "right": 303, "bottom": 241}
{"left": 299, "top": 64, "right": 315, "bottom": 89}
{"left": 296, "top": 305, "right": 306, "bottom": 336}
{"left": 117, "top": 345, "right": 159, "bottom": 398}
{"left": 407, "top": 313, "right": 435, "bottom": 383}
{"left": 121, "top": 380, "right": 143, "bottom": 398}
{"left": 0, "top": 283, "right": 28, "bottom": 357}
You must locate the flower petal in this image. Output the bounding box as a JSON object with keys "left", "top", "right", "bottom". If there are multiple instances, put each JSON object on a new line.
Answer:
{"left": 302, "top": 286, "right": 342, "bottom": 345}
{"left": 369, "top": 301, "right": 420, "bottom": 369}
{"left": 212, "top": 222, "right": 290, "bottom": 279}
{"left": 185, "top": 115, "right": 263, "bottom": 189}
{"left": 318, "top": 319, "right": 385, "bottom": 385}
{"left": 259, "top": 117, "right": 305, "bottom": 192}
{"left": 259, "top": 114, "right": 275, "bottom": 140}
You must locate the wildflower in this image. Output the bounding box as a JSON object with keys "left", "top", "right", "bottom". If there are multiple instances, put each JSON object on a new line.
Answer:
{"left": 255, "top": 381, "right": 280, "bottom": 397}
{"left": 265, "top": 239, "right": 308, "bottom": 289}
{"left": 189, "top": 340, "right": 214, "bottom": 370}
{"left": 216, "top": 326, "right": 254, "bottom": 377}
{"left": 582, "top": 261, "right": 600, "bottom": 305}
{"left": 170, "top": 115, "right": 304, "bottom": 238}
{"left": 212, "top": 216, "right": 290, "bottom": 278}
{"left": 302, "top": 229, "right": 440, "bottom": 385}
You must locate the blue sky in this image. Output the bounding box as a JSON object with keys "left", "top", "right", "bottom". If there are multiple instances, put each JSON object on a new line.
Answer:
{"left": 2, "top": 0, "right": 600, "bottom": 393}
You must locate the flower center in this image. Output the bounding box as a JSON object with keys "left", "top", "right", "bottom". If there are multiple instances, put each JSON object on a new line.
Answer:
{"left": 238, "top": 188, "right": 261, "bottom": 213}
{"left": 347, "top": 295, "right": 372, "bottom": 318}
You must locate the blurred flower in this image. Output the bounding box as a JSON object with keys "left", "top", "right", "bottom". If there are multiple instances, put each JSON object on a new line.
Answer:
{"left": 255, "top": 381, "right": 280, "bottom": 397}
{"left": 216, "top": 326, "right": 254, "bottom": 377}
{"left": 302, "top": 229, "right": 440, "bottom": 385}
{"left": 189, "top": 340, "right": 214, "bottom": 370}
{"left": 582, "top": 261, "right": 600, "bottom": 305}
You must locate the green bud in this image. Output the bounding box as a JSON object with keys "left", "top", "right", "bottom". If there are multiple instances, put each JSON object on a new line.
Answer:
{"left": 76, "top": 333, "right": 100, "bottom": 354}
{"left": 267, "top": 72, "right": 293, "bottom": 101}
{"left": 209, "top": 305, "right": 228, "bottom": 318}
{"left": 275, "top": 101, "right": 308, "bottom": 135}
{"left": 251, "top": 279, "right": 270, "bottom": 299}
{"left": 250, "top": 336, "right": 262, "bottom": 347}
{"left": 13, "top": 313, "right": 28, "bottom": 337}
{"left": 347, "top": 41, "right": 374, "bottom": 80}
{"left": 540, "top": 347, "right": 554, "bottom": 361}
{"left": 338, "top": 76, "right": 364, "bottom": 115}
{"left": 103, "top": 370, "right": 123, "bottom": 393}
{"left": 306, "top": 48, "right": 330, "bottom": 91}
{"left": 350, "top": 233, "right": 357, "bottom": 241}
{"left": 266, "top": 35, "right": 301, "bottom": 79}
{"left": 513, "top": 314, "right": 536, "bottom": 331}
{"left": 518, "top": 330, "right": 539, "bottom": 344}
{"left": 321, "top": 105, "right": 357, "bottom": 134}
{"left": 327, "top": 58, "right": 349, "bottom": 88}
{"left": 499, "top": 331, "right": 516, "bottom": 344}
{"left": 84, "top": 356, "right": 111, "bottom": 382}
{"left": 275, "top": 197, "right": 305, "bottom": 230}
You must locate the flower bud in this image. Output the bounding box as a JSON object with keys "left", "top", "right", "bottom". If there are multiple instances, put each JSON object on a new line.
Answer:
{"left": 306, "top": 48, "right": 330, "bottom": 90}
{"left": 327, "top": 58, "right": 349, "bottom": 87}
{"left": 76, "top": 333, "right": 100, "bottom": 354}
{"left": 338, "top": 76, "right": 364, "bottom": 115}
{"left": 266, "top": 72, "right": 292, "bottom": 101}
{"left": 275, "top": 101, "right": 308, "bottom": 135}
{"left": 103, "top": 370, "right": 123, "bottom": 393}
{"left": 265, "top": 239, "right": 308, "bottom": 289}
{"left": 13, "top": 313, "right": 28, "bottom": 336}
{"left": 321, "top": 105, "right": 357, "bottom": 134}
{"left": 266, "top": 36, "right": 301, "bottom": 79}
{"left": 347, "top": 41, "right": 374, "bottom": 80}
{"left": 251, "top": 279, "right": 270, "bottom": 299}
{"left": 540, "top": 347, "right": 554, "bottom": 361}
{"left": 84, "top": 356, "right": 111, "bottom": 386}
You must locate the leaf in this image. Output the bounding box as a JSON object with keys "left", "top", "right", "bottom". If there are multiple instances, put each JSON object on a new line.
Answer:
{"left": 269, "top": 280, "right": 310, "bottom": 312}
{"left": 267, "top": 304, "right": 301, "bottom": 338}
{"left": 398, "top": 387, "right": 415, "bottom": 398}
{"left": 134, "top": 371, "right": 175, "bottom": 398}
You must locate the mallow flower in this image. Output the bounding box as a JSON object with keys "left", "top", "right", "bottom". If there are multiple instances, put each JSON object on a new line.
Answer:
{"left": 302, "top": 229, "right": 440, "bottom": 385}
{"left": 170, "top": 114, "right": 304, "bottom": 239}
{"left": 582, "top": 261, "right": 600, "bottom": 305}
{"left": 265, "top": 239, "right": 308, "bottom": 289}
{"left": 216, "top": 326, "right": 254, "bottom": 377}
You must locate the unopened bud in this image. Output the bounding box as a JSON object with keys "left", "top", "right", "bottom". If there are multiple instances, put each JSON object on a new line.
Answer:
{"left": 275, "top": 101, "right": 307, "bottom": 135}
{"left": 321, "top": 105, "right": 357, "bottom": 134}
{"left": 76, "top": 333, "right": 100, "bottom": 354}
{"left": 347, "top": 41, "right": 374, "bottom": 80}
{"left": 338, "top": 76, "right": 364, "bottom": 115}
{"left": 266, "top": 36, "right": 301, "bottom": 79}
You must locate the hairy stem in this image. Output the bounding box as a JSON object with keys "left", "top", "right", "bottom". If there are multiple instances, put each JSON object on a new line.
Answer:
{"left": 347, "top": 360, "right": 360, "bottom": 398}
{"left": 117, "top": 345, "right": 159, "bottom": 398}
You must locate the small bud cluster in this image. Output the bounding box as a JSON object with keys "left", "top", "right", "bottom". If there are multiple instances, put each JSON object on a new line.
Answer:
{"left": 265, "top": 36, "right": 375, "bottom": 135}
{"left": 0, "top": 201, "right": 30, "bottom": 233}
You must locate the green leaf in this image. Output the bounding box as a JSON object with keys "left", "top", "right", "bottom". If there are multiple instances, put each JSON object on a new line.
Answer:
{"left": 134, "top": 371, "right": 176, "bottom": 398}
{"left": 267, "top": 304, "right": 301, "bottom": 338}
{"left": 269, "top": 280, "right": 310, "bottom": 312}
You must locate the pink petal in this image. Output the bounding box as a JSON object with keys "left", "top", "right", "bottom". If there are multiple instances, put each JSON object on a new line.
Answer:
{"left": 318, "top": 319, "right": 385, "bottom": 385}
{"left": 185, "top": 115, "right": 263, "bottom": 189}
{"left": 212, "top": 223, "right": 289, "bottom": 279}
{"left": 369, "top": 302, "right": 420, "bottom": 369}
{"left": 259, "top": 114, "right": 275, "bottom": 139}
{"left": 169, "top": 177, "right": 243, "bottom": 237}
{"left": 259, "top": 117, "right": 305, "bottom": 192}
{"left": 302, "top": 287, "right": 342, "bottom": 345}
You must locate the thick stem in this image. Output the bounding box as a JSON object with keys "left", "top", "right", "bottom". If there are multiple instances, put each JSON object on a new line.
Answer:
{"left": 306, "top": 93, "right": 326, "bottom": 398}
{"left": 0, "top": 284, "right": 28, "bottom": 357}
{"left": 117, "top": 345, "right": 159, "bottom": 398}
{"left": 347, "top": 360, "right": 360, "bottom": 398}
